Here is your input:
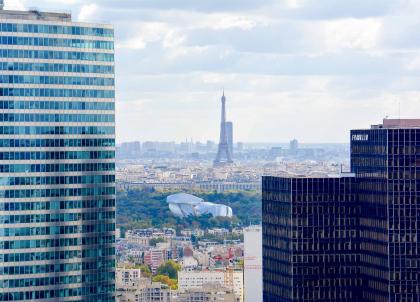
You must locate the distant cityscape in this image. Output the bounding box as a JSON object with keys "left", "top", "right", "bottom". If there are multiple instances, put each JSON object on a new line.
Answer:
{"left": 117, "top": 94, "right": 348, "bottom": 192}
{"left": 117, "top": 139, "right": 348, "bottom": 162}
{"left": 1, "top": 2, "right": 420, "bottom": 302}
{"left": 113, "top": 92, "right": 351, "bottom": 302}
{"left": 116, "top": 140, "right": 348, "bottom": 192}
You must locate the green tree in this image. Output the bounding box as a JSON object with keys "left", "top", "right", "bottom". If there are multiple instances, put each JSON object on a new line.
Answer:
{"left": 156, "top": 260, "right": 181, "bottom": 279}
{"left": 152, "top": 275, "right": 178, "bottom": 290}
{"left": 134, "top": 264, "right": 152, "bottom": 278}
{"left": 116, "top": 188, "right": 261, "bottom": 230}
{"left": 149, "top": 237, "right": 166, "bottom": 247}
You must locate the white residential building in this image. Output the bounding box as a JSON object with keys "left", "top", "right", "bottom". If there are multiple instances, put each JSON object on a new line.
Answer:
{"left": 176, "top": 283, "right": 236, "bottom": 302}
{"left": 178, "top": 269, "right": 243, "bottom": 302}
{"left": 116, "top": 280, "right": 172, "bottom": 302}
{"left": 116, "top": 268, "right": 143, "bottom": 287}
{"left": 135, "top": 282, "right": 172, "bottom": 302}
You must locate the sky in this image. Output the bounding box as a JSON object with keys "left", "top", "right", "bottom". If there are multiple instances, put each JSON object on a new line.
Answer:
{"left": 5, "top": 0, "right": 420, "bottom": 143}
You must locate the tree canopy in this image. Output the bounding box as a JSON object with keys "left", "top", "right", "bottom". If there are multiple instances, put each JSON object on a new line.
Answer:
{"left": 152, "top": 275, "right": 178, "bottom": 290}
{"left": 156, "top": 260, "right": 181, "bottom": 280}
{"left": 149, "top": 237, "right": 167, "bottom": 247}
{"left": 117, "top": 189, "right": 261, "bottom": 230}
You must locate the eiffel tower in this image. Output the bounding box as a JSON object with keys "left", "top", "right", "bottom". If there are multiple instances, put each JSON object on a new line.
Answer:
{"left": 214, "top": 91, "right": 233, "bottom": 166}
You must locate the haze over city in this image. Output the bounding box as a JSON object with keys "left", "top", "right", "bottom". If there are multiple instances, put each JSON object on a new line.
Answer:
{"left": 6, "top": 0, "right": 420, "bottom": 143}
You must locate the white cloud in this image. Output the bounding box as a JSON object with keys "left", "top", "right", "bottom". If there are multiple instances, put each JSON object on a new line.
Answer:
{"left": 405, "top": 56, "right": 420, "bottom": 71}
{"left": 285, "top": 0, "right": 304, "bottom": 9}
{"left": 198, "top": 14, "right": 266, "bottom": 30}
{"left": 162, "top": 30, "right": 187, "bottom": 49}
{"left": 4, "top": 0, "right": 25, "bottom": 10}
{"left": 325, "top": 18, "right": 382, "bottom": 52}
{"left": 117, "top": 22, "right": 177, "bottom": 50}
{"left": 77, "top": 3, "right": 98, "bottom": 22}
{"left": 9, "top": 0, "right": 420, "bottom": 142}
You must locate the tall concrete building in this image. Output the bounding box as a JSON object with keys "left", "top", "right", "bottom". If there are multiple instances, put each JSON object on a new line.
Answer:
{"left": 262, "top": 119, "right": 420, "bottom": 302}
{"left": 289, "top": 139, "right": 298, "bottom": 155}
{"left": 0, "top": 5, "right": 115, "bottom": 302}
{"left": 244, "top": 226, "right": 263, "bottom": 302}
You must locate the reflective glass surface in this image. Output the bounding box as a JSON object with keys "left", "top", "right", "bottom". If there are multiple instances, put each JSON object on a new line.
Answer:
{"left": 0, "top": 15, "right": 115, "bottom": 302}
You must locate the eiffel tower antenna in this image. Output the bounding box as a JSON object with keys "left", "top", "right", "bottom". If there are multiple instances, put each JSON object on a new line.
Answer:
{"left": 214, "top": 90, "right": 233, "bottom": 166}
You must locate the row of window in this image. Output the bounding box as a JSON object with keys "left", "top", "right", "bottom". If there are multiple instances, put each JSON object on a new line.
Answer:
{"left": 0, "top": 186, "right": 115, "bottom": 199}
{"left": 4, "top": 260, "right": 114, "bottom": 275}
{"left": 0, "top": 199, "right": 115, "bottom": 211}
{"left": 0, "top": 247, "right": 115, "bottom": 263}
{"left": 1, "top": 223, "right": 115, "bottom": 237}
{"left": 1, "top": 272, "right": 116, "bottom": 289}
{"left": 0, "top": 150, "right": 114, "bottom": 161}
{"left": 0, "top": 23, "right": 114, "bottom": 37}
{"left": 0, "top": 75, "right": 114, "bottom": 86}
{"left": 0, "top": 100, "right": 114, "bottom": 111}
{"left": 0, "top": 174, "right": 115, "bottom": 187}
{"left": 1, "top": 235, "right": 115, "bottom": 250}
{"left": 2, "top": 275, "right": 81, "bottom": 289}
{"left": 0, "top": 126, "right": 114, "bottom": 135}
{"left": 0, "top": 49, "right": 114, "bottom": 62}
{"left": 0, "top": 284, "right": 115, "bottom": 301}
{"left": 0, "top": 36, "right": 114, "bottom": 50}
{"left": 0, "top": 62, "right": 114, "bottom": 74}
{"left": 2, "top": 262, "right": 81, "bottom": 274}
{"left": 0, "top": 138, "right": 115, "bottom": 148}
{"left": 1, "top": 211, "right": 115, "bottom": 224}
{"left": 0, "top": 162, "right": 115, "bottom": 173}
{"left": 0, "top": 88, "right": 115, "bottom": 98}
{"left": 0, "top": 113, "right": 114, "bottom": 123}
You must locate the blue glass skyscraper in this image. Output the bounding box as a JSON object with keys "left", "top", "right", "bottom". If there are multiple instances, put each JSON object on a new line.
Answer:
{"left": 0, "top": 7, "right": 115, "bottom": 302}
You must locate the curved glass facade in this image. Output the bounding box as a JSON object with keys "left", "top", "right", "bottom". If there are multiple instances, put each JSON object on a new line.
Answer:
{"left": 0, "top": 9, "right": 115, "bottom": 302}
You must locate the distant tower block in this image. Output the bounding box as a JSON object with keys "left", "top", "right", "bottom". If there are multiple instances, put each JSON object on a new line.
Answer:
{"left": 225, "top": 121, "right": 233, "bottom": 157}
{"left": 214, "top": 91, "right": 233, "bottom": 166}
{"left": 0, "top": 0, "right": 4, "bottom": 10}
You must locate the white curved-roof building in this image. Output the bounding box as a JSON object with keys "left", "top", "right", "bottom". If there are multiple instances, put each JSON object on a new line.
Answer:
{"left": 167, "top": 193, "right": 233, "bottom": 218}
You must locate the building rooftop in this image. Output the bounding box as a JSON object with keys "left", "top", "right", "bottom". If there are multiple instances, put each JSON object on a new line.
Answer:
{"left": 0, "top": 9, "right": 72, "bottom": 22}
{"left": 264, "top": 172, "right": 355, "bottom": 179}
{"left": 372, "top": 119, "right": 420, "bottom": 129}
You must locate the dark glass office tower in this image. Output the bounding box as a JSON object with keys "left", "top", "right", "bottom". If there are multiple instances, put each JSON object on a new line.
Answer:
{"left": 262, "top": 176, "right": 359, "bottom": 302}
{"left": 0, "top": 7, "right": 115, "bottom": 302}
{"left": 352, "top": 119, "right": 420, "bottom": 302}
{"left": 263, "top": 119, "right": 420, "bottom": 302}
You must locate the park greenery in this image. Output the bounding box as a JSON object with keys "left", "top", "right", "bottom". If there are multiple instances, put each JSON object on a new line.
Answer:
{"left": 129, "top": 260, "right": 181, "bottom": 289}
{"left": 116, "top": 188, "right": 261, "bottom": 230}
{"left": 196, "top": 232, "right": 244, "bottom": 244}
{"left": 152, "top": 274, "right": 178, "bottom": 290}
{"left": 156, "top": 260, "right": 181, "bottom": 279}
{"left": 153, "top": 260, "right": 181, "bottom": 290}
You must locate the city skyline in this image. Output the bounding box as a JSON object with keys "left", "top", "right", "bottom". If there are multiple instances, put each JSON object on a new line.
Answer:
{"left": 4, "top": 0, "right": 420, "bottom": 143}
